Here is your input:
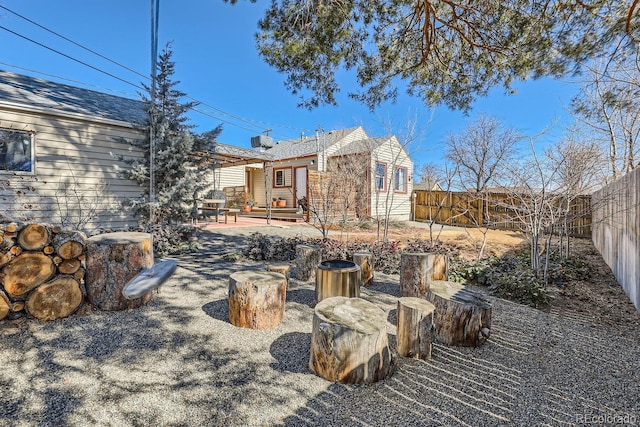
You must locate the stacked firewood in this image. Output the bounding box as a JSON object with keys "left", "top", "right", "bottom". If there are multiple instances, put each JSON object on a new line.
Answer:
{"left": 0, "top": 222, "right": 86, "bottom": 321}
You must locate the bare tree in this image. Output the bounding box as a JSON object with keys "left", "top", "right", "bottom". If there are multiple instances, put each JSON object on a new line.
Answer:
{"left": 422, "top": 161, "right": 459, "bottom": 243}
{"left": 546, "top": 132, "right": 605, "bottom": 256}
{"left": 444, "top": 115, "right": 523, "bottom": 258}
{"left": 417, "top": 162, "right": 443, "bottom": 191}
{"left": 444, "top": 114, "right": 523, "bottom": 192}
{"left": 571, "top": 39, "right": 640, "bottom": 180}
{"left": 370, "top": 114, "right": 425, "bottom": 241}
{"left": 497, "top": 134, "right": 564, "bottom": 280}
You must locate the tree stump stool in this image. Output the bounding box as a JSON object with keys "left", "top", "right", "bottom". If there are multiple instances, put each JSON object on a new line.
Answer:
{"left": 396, "top": 297, "right": 435, "bottom": 360}
{"left": 295, "top": 244, "right": 321, "bottom": 281}
{"left": 309, "top": 296, "right": 393, "bottom": 384}
{"left": 399, "top": 253, "right": 449, "bottom": 297}
{"left": 267, "top": 264, "right": 291, "bottom": 282}
{"left": 228, "top": 271, "right": 287, "bottom": 330}
{"left": 352, "top": 252, "right": 374, "bottom": 286}
{"left": 426, "top": 280, "right": 492, "bottom": 347}
{"left": 85, "top": 232, "right": 154, "bottom": 311}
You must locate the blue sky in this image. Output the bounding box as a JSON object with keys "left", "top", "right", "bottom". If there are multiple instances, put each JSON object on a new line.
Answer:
{"left": 0, "top": 0, "right": 579, "bottom": 170}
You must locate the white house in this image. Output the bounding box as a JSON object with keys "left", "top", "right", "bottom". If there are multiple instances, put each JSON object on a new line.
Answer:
{"left": 228, "top": 126, "right": 414, "bottom": 221}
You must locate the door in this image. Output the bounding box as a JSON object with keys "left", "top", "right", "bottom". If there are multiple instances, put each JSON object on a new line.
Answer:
{"left": 294, "top": 166, "right": 307, "bottom": 207}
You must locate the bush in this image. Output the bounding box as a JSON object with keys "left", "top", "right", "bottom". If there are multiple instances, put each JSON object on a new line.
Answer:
{"left": 148, "top": 223, "right": 198, "bottom": 257}
{"left": 450, "top": 254, "right": 550, "bottom": 308}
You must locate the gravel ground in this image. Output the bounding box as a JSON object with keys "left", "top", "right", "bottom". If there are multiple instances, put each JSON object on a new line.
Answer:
{"left": 1, "top": 224, "right": 639, "bottom": 426}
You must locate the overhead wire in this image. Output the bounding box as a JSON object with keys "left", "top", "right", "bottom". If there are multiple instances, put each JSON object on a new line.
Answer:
{"left": 0, "top": 4, "right": 315, "bottom": 141}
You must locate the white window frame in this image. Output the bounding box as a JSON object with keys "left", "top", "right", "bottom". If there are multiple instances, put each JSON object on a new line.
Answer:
{"left": 0, "top": 129, "right": 35, "bottom": 174}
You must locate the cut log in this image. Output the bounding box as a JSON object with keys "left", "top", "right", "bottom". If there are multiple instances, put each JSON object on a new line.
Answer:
{"left": 73, "top": 268, "right": 85, "bottom": 281}
{"left": 0, "top": 290, "right": 10, "bottom": 320}
{"left": 0, "top": 236, "right": 13, "bottom": 249}
{"left": 53, "top": 231, "right": 87, "bottom": 259}
{"left": 9, "top": 246, "right": 22, "bottom": 256}
{"left": 17, "top": 223, "right": 50, "bottom": 250}
{"left": 26, "top": 277, "right": 83, "bottom": 321}
{"left": 58, "top": 258, "right": 81, "bottom": 275}
{"left": 267, "top": 264, "right": 291, "bottom": 281}
{"left": 352, "top": 252, "right": 374, "bottom": 286}
{"left": 309, "top": 297, "right": 394, "bottom": 383}
{"left": 4, "top": 222, "right": 19, "bottom": 233}
{"left": 43, "top": 246, "right": 55, "bottom": 255}
{"left": 399, "top": 253, "right": 449, "bottom": 298}
{"left": 0, "top": 250, "right": 12, "bottom": 268}
{"left": 228, "top": 271, "right": 287, "bottom": 329}
{"left": 85, "top": 232, "right": 154, "bottom": 311}
{"left": 426, "top": 280, "right": 492, "bottom": 347}
{"left": 11, "top": 301, "right": 25, "bottom": 312}
{"left": 1, "top": 252, "right": 56, "bottom": 297}
{"left": 295, "top": 244, "right": 321, "bottom": 281}
{"left": 397, "top": 297, "right": 435, "bottom": 360}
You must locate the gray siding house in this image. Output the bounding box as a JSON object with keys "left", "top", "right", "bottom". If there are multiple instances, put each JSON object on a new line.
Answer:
{"left": 0, "top": 70, "right": 147, "bottom": 231}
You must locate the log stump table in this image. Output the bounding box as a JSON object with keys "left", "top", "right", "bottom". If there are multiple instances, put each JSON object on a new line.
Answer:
{"left": 295, "top": 244, "right": 321, "bottom": 281}
{"left": 396, "top": 297, "right": 435, "bottom": 360}
{"left": 85, "top": 232, "right": 154, "bottom": 311}
{"left": 267, "top": 264, "right": 291, "bottom": 282}
{"left": 309, "top": 296, "right": 393, "bottom": 384}
{"left": 426, "top": 280, "right": 492, "bottom": 347}
{"left": 399, "top": 253, "right": 448, "bottom": 297}
{"left": 352, "top": 252, "right": 374, "bottom": 286}
{"left": 228, "top": 271, "right": 287, "bottom": 330}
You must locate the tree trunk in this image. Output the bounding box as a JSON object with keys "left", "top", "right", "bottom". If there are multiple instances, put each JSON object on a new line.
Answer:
{"left": 85, "top": 232, "right": 154, "bottom": 311}
{"left": 228, "top": 271, "right": 287, "bottom": 330}
{"left": 426, "top": 280, "right": 492, "bottom": 347}
{"left": 295, "top": 244, "right": 321, "bottom": 281}
{"left": 1, "top": 252, "right": 56, "bottom": 298}
{"left": 53, "top": 231, "right": 87, "bottom": 259}
{"left": 26, "top": 277, "right": 83, "bottom": 321}
{"left": 396, "top": 297, "right": 435, "bottom": 360}
{"left": 309, "top": 296, "right": 394, "bottom": 384}
{"left": 399, "top": 253, "right": 448, "bottom": 297}
{"left": 352, "top": 252, "right": 374, "bottom": 286}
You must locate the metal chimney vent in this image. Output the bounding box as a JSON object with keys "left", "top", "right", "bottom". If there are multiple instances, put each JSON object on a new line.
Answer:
{"left": 251, "top": 135, "right": 274, "bottom": 149}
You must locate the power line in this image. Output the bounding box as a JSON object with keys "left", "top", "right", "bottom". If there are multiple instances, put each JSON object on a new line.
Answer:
{"left": 0, "top": 5, "right": 148, "bottom": 81}
{"left": 0, "top": 7, "right": 314, "bottom": 140}
{"left": 0, "top": 24, "right": 145, "bottom": 91}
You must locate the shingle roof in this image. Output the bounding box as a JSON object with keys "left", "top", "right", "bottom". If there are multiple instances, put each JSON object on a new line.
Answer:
{"left": 265, "top": 126, "right": 362, "bottom": 159}
{"left": 0, "top": 70, "right": 147, "bottom": 125}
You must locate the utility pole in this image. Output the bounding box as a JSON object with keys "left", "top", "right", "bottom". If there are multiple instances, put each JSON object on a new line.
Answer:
{"left": 149, "top": 0, "right": 159, "bottom": 225}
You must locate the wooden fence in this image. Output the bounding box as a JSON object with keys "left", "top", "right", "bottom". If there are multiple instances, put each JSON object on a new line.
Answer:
{"left": 592, "top": 168, "right": 640, "bottom": 312}
{"left": 412, "top": 190, "right": 592, "bottom": 237}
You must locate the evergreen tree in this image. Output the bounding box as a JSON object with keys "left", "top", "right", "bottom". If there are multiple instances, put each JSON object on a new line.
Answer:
{"left": 122, "top": 43, "right": 222, "bottom": 226}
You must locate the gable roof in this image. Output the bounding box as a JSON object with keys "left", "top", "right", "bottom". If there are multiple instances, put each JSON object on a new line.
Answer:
{"left": 264, "top": 126, "right": 363, "bottom": 159}
{"left": 0, "top": 70, "right": 147, "bottom": 125}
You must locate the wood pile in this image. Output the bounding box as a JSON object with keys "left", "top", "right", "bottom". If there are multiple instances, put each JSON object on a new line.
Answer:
{"left": 0, "top": 222, "right": 87, "bottom": 322}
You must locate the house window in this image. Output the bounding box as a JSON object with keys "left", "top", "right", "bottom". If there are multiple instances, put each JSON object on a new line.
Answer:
{"left": 394, "top": 167, "right": 407, "bottom": 192}
{"left": 0, "top": 129, "right": 34, "bottom": 173}
{"left": 375, "top": 162, "right": 387, "bottom": 191}
{"left": 273, "top": 167, "right": 291, "bottom": 188}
